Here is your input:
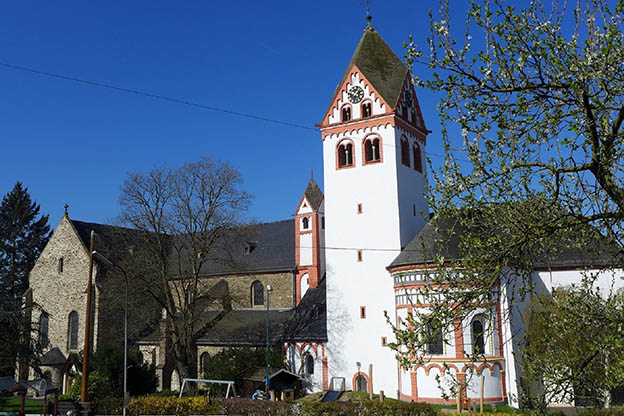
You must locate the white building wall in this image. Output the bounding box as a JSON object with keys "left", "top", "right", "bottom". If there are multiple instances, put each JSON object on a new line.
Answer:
{"left": 300, "top": 233, "right": 313, "bottom": 266}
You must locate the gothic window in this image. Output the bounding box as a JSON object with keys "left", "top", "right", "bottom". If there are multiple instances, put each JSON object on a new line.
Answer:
{"left": 302, "top": 217, "right": 309, "bottom": 229}
{"left": 413, "top": 143, "right": 423, "bottom": 172}
{"left": 342, "top": 106, "right": 351, "bottom": 122}
{"left": 425, "top": 321, "right": 443, "bottom": 355}
{"left": 251, "top": 280, "right": 264, "bottom": 306}
{"left": 304, "top": 354, "right": 314, "bottom": 375}
{"left": 68, "top": 311, "right": 79, "bottom": 350}
{"left": 58, "top": 257, "right": 64, "bottom": 273}
{"left": 355, "top": 375, "right": 368, "bottom": 392}
{"left": 362, "top": 102, "right": 372, "bottom": 118}
{"left": 337, "top": 142, "right": 354, "bottom": 168}
{"left": 472, "top": 317, "right": 485, "bottom": 355}
{"left": 400, "top": 137, "right": 410, "bottom": 167}
{"left": 39, "top": 313, "right": 49, "bottom": 347}
{"left": 364, "top": 137, "right": 381, "bottom": 163}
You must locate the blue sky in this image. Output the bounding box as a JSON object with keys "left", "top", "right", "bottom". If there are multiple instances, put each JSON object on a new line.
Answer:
{"left": 0, "top": 1, "right": 469, "bottom": 226}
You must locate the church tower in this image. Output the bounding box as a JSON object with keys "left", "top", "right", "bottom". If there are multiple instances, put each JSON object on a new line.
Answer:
{"left": 320, "top": 23, "right": 429, "bottom": 396}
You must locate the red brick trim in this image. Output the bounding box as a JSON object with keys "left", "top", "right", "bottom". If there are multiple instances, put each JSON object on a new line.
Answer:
{"left": 352, "top": 372, "right": 371, "bottom": 394}
{"left": 322, "top": 356, "right": 329, "bottom": 391}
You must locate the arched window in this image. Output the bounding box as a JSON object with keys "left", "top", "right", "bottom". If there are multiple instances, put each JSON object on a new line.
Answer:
{"left": 302, "top": 217, "right": 309, "bottom": 229}
{"left": 364, "top": 137, "right": 381, "bottom": 163}
{"left": 251, "top": 281, "right": 264, "bottom": 306}
{"left": 472, "top": 317, "right": 485, "bottom": 355}
{"left": 200, "top": 352, "right": 209, "bottom": 375}
{"left": 337, "top": 142, "right": 354, "bottom": 168}
{"left": 413, "top": 143, "right": 422, "bottom": 172}
{"left": 341, "top": 106, "right": 351, "bottom": 122}
{"left": 68, "top": 311, "right": 79, "bottom": 350}
{"left": 39, "top": 313, "right": 49, "bottom": 347}
{"left": 362, "top": 102, "right": 372, "bottom": 118}
{"left": 355, "top": 375, "right": 368, "bottom": 392}
{"left": 425, "top": 321, "right": 443, "bottom": 355}
{"left": 400, "top": 137, "right": 410, "bottom": 167}
{"left": 305, "top": 354, "right": 314, "bottom": 375}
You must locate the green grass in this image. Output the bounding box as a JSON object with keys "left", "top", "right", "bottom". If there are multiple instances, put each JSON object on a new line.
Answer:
{"left": 0, "top": 396, "right": 44, "bottom": 413}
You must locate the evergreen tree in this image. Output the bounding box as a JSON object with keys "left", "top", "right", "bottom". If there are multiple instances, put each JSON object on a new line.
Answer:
{"left": 0, "top": 182, "right": 50, "bottom": 376}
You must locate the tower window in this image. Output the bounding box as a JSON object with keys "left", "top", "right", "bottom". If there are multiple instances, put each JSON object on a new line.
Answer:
{"left": 363, "top": 137, "right": 381, "bottom": 164}
{"left": 337, "top": 141, "right": 354, "bottom": 168}
{"left": 357, "top": 250, "right": 363, "bottom": 262}
{"left": 413, "top": 142, "right": 423, "bottom": 173}
{"left": 251, "top": 280, "right": 264, "bottom": 306}
{"left": 381, "top": 336, "right": 388, "bottom": 347}
{"left": 342, "top": 106, "right": 352, "bottom": 122}
{"left": 400, "top": 137, "right": 410, "bottom": 167}
{"left": 58, "top": 257, "right": 64, "bottom": 273}
{"left": 362, "top": 102, "right": 372, "bottom": 118}
{"left": 302, "top": 217, "right": 310, "bottom": 229}
{"left": 360, "top": 306, "right": 366, "bottom": 319}
{"left": 68, "top": 311, "right": 79, "bottom": 350}
{"left": 357, "top": 203, "right": 363, "bottom": 214}
{"left": 321, "top": 217, "right": 325, "bottom": 229}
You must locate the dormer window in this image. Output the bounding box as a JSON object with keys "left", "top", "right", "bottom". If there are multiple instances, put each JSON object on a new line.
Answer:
{"left": 337, "top": 141, "right": 354, "bottom": 168}
{"left": 362, "top": 102, "right": 372, "bottom": 118}
{"left": 342, "top": 106, "right": 352, "bottom": 122}
{"left": 302, "top": 217, "right": 310, "bottom": 230}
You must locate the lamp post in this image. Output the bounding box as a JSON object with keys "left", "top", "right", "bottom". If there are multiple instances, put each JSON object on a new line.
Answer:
{"left": 93, "top": 251, "right": 129, "bottom": 416}
{"left": 265, "top": 284, "right": 273, "bottom": 396}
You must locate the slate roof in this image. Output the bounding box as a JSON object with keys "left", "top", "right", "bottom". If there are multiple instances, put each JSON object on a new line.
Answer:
{"left": 389, "top": 213, "right": 622, "bottom": 270}
{"left": 325, "top": 25, "right": 409, "bottom": 119}
{"left": 70, "top": 218, "right": 296, "bottom": 277}
{"left": 138, "top": 279, "right": 327, "bottom": 345}
{"left": 40, "top": 347, "right": 67, "bottom": 366}
{"left": 282, "top": 278, "right": 327, "bottom": 342}
{"left": 196, "top": 220, "right": 296, "bottom": 276}
{"left": 303, "top": 178, "right": 324, "bottom": 211}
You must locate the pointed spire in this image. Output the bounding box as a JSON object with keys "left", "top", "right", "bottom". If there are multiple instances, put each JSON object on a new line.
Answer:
{"left": 304, "top": 177, "right": 324, "bottom": 211}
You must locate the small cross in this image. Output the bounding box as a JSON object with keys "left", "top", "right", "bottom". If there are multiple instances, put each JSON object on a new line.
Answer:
{"left": 64, "top": 203, "right": 69, "bottom": 215}
{"left": 361, "top": 0, "right": 374, "bottom": 23}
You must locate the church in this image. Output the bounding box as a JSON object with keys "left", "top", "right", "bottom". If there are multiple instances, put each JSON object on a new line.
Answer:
{"left": 20, "top": 21, "right": 624, "bottom": 407}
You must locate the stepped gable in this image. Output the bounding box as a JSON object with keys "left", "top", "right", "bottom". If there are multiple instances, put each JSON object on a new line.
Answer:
{"left": 325, "top": 25, "right": 409, "bottom": 116}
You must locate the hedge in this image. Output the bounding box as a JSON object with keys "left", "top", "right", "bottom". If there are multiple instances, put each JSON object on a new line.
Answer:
{"left": 217, "top": 398, "right": 292, "bottom": 415}
{"left": 578, "top": 407, "right": 624, "bottom": 416}
{"left": 301, "top": 401, "right": 436, "bottom": 416}
{"left": 129, "top": 396, "right": 223, "bottom": 416}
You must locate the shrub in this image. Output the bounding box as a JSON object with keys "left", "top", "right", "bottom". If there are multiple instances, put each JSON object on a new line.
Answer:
{"left": 301, "top": 400, "right": 435, "bottom": 416}
{"left": 129, "top": 396, "right": 223, "bottom": 416}
{"left": 578, "top": 407, "right": 624, "bottom": 416}
{"left": 92, "top": 396, "right": 124, "bottom": 415}
{"left": 218, "top": 398, "right": 292, "bottom": 415}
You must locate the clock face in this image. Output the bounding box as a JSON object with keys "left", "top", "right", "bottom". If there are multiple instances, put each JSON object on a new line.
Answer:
{"left": 404, "top": 91, "right": 413, "bottom": 108}
{"left": 347, "top": 86, "right": 364, "bottom": 104}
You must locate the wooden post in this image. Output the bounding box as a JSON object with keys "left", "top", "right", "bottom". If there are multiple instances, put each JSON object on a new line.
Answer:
{"left": 379, "top": 390, "right": 384, "bottom": 403}
{"left": 43, "top": 393, "right": 48, "bottom": 415}
{"left": 480, "top": 375, "right": 485, "bottom": 414}
{"left": 81, "top": 231, "right": 95, "bottom": 403}
{"left": 20, "top": 391, "right": 25, "bottom": 416}
{"left": 54, "top": 391, "right": 59, "bottom": 416}
{"left": 368, "top": 364, "right": 373, "bottom": 400}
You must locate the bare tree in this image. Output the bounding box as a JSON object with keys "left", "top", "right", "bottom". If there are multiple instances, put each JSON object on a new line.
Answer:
{"left": 118, "top": 157, "right": 252, "bottom": 380}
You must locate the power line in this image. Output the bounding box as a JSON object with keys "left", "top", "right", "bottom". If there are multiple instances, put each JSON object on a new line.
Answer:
{"left": 0, "top": 60, "right": 473, "bottom": 163}
{"left": 0, "top": 61, "right": 318, "bottom": 132}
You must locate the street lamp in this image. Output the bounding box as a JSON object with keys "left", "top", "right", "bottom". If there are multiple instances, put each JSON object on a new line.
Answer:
{"left": 92, "top": 251, "right": 129, "bottom": 416}
{"left": 265, "top": 284, "right": 273, "bottom": 396}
